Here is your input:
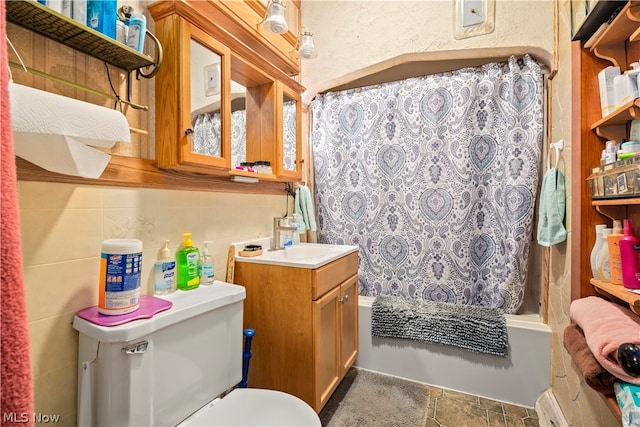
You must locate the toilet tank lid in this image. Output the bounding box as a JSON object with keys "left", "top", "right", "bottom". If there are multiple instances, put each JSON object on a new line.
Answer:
{"left": 73, "top": 281, "right": 246, "bottom": 343}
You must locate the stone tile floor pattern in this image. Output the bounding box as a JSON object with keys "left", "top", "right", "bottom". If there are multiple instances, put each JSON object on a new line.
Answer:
{"left": 424, "top": 385, "right": 540, "bottom": 427}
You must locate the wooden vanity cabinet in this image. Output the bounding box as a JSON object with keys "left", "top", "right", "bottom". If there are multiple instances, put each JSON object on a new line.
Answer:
{"left": 234, "top": 252, "right": 359, "bottom": 413}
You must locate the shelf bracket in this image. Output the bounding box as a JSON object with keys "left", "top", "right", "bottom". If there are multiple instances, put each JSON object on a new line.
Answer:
{"left": 594, "top": 123, "right": 626, "bottom": 142}
{"left": 595, "top": 204, "right": 627, "bottom": 221}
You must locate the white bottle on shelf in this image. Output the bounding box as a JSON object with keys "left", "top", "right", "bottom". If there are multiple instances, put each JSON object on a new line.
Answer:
{"left": 596, "top": 228, "right": 613, "bottom": 282}
{"left": 590, "top": 224, "right": 607, "bottom": 278}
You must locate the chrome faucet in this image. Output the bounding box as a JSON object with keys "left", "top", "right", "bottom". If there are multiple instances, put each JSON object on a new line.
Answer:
{"left": 271, "top": 217, "right": 296, "bottom": 250}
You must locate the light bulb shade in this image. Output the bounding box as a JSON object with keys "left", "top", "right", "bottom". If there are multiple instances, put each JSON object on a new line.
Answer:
{"left": 263, "top": 1, "right": 288, "bottom": 34}
{"left": 297, "top": 32, "right": 317, "bottom": 59}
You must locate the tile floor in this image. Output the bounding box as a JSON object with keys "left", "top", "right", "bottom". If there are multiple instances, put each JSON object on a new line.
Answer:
{"left": 424, "top": 386, "right": 540, "bottom": 427}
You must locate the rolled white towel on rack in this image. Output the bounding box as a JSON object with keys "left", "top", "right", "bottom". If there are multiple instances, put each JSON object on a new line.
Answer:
{"left": 9, "top": 82, "right": 130, "bottom": 178}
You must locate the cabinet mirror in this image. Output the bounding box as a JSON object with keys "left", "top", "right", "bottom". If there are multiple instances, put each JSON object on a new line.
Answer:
{"left": 277, "top": 84, "right": 302, "bottom": 179}
{"left": 282, "top": 92, "right": 298, "bottom": 173}
{"left": 190, "top": 39, "right": 223, "bottom": 158}
{"left": 230, "top": 79, "right": 248, "bottom": 169}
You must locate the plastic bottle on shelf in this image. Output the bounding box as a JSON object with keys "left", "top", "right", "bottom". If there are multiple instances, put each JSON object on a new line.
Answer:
{"left": 619, "top": 219, "right": 640, "bottom": 289}
{"left": 154, "top": 240, "right": 176, "bottom": 295}
{"left": 200, "top": 242, "right": 214, "bottom": 285}
{"left": 622, "top": 62, "right": 640, "bottom": 104}
{"left": 608, "top": 220, "right": 625, "bottom": 285}
{"left": 126, "top": 12, "right": 146, "bottom": 53}
{"left": 590, "top": 224, "right": 607, "bottom": 278}
{"left": 596, "top": 228, "right": 613, "bottom": 282}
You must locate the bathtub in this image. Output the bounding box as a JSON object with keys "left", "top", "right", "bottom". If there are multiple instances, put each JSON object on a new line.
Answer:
{"left": 355, "top": 295, "right": 551, "bottom": 407}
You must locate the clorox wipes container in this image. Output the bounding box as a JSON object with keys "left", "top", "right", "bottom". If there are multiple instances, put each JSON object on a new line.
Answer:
{"left": 98, "top": 239, "right": 143, "bottom": 315}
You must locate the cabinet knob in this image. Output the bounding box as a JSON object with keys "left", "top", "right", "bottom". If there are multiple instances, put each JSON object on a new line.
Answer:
{"left": 185, "top": 128, "right": 194, "bottom": 136}
{"left": 339, "top": 295, "right": 349, "bottom": 304}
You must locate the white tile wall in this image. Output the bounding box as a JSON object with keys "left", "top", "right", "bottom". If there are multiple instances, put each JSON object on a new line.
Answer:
{"left": 18, "top": 181, "right": 286, "bottom": 425}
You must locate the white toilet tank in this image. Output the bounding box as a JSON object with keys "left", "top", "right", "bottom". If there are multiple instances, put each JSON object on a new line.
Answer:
{"left": 73, "top": 281, "right": 246, "bottom": 427}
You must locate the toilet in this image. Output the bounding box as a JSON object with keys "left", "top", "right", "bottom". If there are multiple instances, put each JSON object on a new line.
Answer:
{"left": 73, "top": 281, "right": 321, "bottom": 426}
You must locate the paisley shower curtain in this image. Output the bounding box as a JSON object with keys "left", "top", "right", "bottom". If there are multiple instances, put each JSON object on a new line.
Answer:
{"left": 311, "top": 55, "right": 543, "bottom": 313}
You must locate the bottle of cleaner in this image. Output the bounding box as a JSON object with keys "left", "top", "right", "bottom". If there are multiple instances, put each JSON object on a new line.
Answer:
{"left": 596, "top": 228, "right": 613, "bottom": 282}
{"left": 619, "top": 219, "right": 640, "bottom": 289}
{"left": 200, "top": 242, "right": 214, "bottom": 285}
{"left": 154, "top": 240, "right": 176, "bottom": 295}
{"left": 608, "top": 220, "right": 625, "bottom": 285}
{"left": 590, "top": 224, "right": 607, "bottom": 278}
{"left": 176, "top": 233, "right": 200, "bottom": 290}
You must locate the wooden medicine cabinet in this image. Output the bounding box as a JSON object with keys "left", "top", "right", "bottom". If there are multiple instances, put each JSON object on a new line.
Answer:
{"left": 149, "top": 0, "right": 305, "bottom": 182}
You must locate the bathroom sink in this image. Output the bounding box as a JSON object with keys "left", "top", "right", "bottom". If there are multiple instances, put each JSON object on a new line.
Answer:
{"left": 233, "top": 240, "right": 358, "bottom": 269}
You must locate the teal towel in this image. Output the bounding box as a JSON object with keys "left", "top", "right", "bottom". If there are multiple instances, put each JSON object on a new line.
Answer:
{"left": 295, "top": 185, "right": 317, "bottom": 232}
{"left": 537, "top": 167, "right": 566, "bottom": 247}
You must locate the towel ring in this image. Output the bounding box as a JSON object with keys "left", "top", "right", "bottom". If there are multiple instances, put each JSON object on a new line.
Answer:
{"left": 547, "top": 139, "right": 563, "bottom": 170}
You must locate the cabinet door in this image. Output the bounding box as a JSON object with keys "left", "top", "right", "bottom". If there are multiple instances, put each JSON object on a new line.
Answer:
{"left": 154, "top": 16, "right": 232, "bottom": 171}
{"left": 340, "top": 275, "right": 359, "bottom": 373}
{"left": 276, "top": 81, "right": 302, "bottom": 180}
{"left": 313, "top": 285, "right": 341, "bottom": 411}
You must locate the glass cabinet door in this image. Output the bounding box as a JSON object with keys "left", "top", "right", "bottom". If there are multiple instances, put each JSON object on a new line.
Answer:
{"left": 277, "top": 82, "right": 302, "bottom": 179}
{"left": 180, "top": 23, "right": 231, "bottom": 169}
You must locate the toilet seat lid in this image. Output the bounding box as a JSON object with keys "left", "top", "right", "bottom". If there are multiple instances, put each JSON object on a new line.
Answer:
{"left": 179, "top": 388, "right": 321, "bottom": 427}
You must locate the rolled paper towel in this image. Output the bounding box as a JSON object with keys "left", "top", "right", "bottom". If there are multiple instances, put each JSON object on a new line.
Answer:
{"left": 9, "top": 82, "right": 130, "bottom": 178}
{"left": 570, "top": 296, "right": 640, "bottom": 385}
{"left": 563, "top": 323, "right": 617, "bottom": 394}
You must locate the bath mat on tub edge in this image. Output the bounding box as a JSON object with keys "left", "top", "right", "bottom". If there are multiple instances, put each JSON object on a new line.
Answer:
{"left": 371, "top": 295, "right": 508, "bottom": 356}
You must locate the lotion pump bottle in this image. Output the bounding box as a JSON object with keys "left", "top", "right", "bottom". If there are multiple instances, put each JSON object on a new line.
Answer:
{"left": 154, "top": 240, "right": 176, "bottom": 295}
{"left": 619, "top": 219, "right": 640, "bottom": 289}
{"left": 591, "top": 224, "right": 607, "bottom": 278}
{"left": 200, "top": 243, "right": 214, "bottom": 285}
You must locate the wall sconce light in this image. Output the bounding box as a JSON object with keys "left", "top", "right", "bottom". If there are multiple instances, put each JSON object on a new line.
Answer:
{"left": 296, "top": 27, "right": 317, "bottom": 59}
{"left": 261, "top": 0, "right": 288, "bottom": 35}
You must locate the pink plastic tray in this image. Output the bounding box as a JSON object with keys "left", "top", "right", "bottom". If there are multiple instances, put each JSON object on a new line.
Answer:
{"left": 76, "top": 295, "right": 172, "bottom": 327}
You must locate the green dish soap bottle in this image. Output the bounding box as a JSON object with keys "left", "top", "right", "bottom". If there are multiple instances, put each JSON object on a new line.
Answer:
{"left": 177, "top": 232, "right": 200, "bottom": 290}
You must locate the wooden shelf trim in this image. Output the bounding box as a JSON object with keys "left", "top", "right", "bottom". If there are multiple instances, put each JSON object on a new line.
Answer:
{"left": 593, "top": 197, "right": 640, "bottom": 206}
{"left": 590, "top": 279, "right": 640, "bottom": 315}
{"left": 16, "top": 156, "right": 290, "bottom": 195}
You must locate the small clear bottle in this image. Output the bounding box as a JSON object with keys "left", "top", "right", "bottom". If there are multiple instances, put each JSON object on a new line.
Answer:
{"left": 154, "top": 240, "right": 176, "bottom": 295}
{"left": 200, "top": 243, "right": 214, "bottom": 285}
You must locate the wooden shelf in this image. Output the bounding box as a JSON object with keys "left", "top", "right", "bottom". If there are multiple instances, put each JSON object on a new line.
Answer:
{"left": 591, "top": 98, "right": 640, "bottom": 141}
{"left": 591, "top": 1, "right": 640, "bottom": 68}
{"left": 590, "top": 279, "right": 640, "bottom": 315}
{"left": 593, "top": 198, "right": 640, "bottom": 206}
{"left": 6, "top": 0, "right": 156, "bottom": 72}
{"left": 573, "top": 0, "right": 628, "bottom": 42}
